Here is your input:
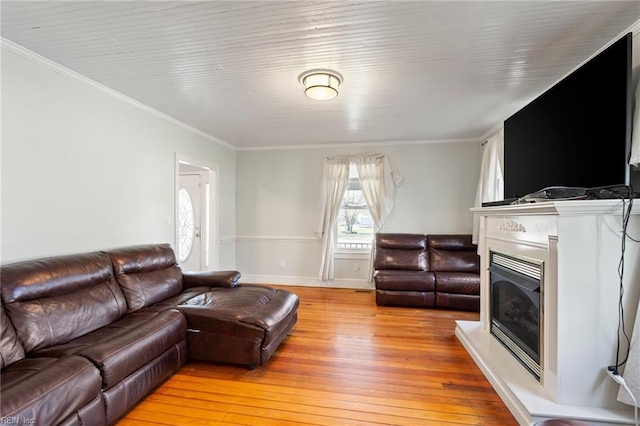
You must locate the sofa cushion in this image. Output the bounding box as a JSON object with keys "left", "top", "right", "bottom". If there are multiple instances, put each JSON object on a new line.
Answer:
{"left": 373, "top": 270, "right": 435, "bottom": 292}
{"left": 429, "top": 249, "right": 479, "bottom": 273}
{"left": 375, "top": 233, "right": 427, "bottom": 250}
{"left": 434, "top": 272, "right": 480, "bottom": 295}
{"left": 427, "top": 234, "right": 476, "bottom": 251}
{"left": 178, "top": 286, "right": 296, "bottom": 336}
{"left": 0, "top": 306, "right": 25, "bottom": 369}
{"left": 374, "top": 234, "right": 428, "bottom": 271}
{"left": 178, "top": 285, "right": 299, "bottom": 366}
{"left": 428, "top": 235, "right": 479, "bottom": 273}
{"left": 1, "top": 355, "right": 102, "bottom": 425}
{"left": 375, "top": 290, "right": 436, "bottom": 307}
{"left": 1, "top": 251, "right": 128, "bottom": 353}
{"left": 32, "top": 309, "right": 187, "bottom": 389}
{"left": 107, "top": 244, "right": 183, "bottom": 312}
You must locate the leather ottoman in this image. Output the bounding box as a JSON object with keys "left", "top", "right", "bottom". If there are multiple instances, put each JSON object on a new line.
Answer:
{"left": 177, "top": 285, "right": 299, "bottom": 369}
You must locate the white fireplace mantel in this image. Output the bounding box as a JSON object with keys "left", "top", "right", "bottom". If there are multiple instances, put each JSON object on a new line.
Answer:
{"left": 457, "top": 199, "right": 640, "bottom": 425}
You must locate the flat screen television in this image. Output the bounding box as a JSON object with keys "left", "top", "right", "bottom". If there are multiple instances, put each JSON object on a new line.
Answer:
{"left": 503, "top": 32, "right": 633, "bottom": 200}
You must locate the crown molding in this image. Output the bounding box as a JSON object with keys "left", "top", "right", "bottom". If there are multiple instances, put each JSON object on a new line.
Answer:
{"left": 1, "top": 37, "right": 236, "bottom": 151}
{"left": 236, "top": 137, "right": 481, "bottom": 152}
{"left": 628, "top": 18, "right": 640, "bottom": 35}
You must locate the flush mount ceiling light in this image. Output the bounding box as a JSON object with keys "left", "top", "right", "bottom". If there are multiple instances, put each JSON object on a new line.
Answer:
{"left": 298, "top": 69, "right": 343, "bottom": 101}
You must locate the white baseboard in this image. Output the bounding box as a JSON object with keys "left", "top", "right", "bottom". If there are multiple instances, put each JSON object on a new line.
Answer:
{"left": 239, "top": 274, "right": 374, "bottom": 290}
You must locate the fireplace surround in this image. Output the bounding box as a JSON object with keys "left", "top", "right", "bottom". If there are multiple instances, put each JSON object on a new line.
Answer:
{"left": 457, "top": 200, "right": 640, "bottom": 425}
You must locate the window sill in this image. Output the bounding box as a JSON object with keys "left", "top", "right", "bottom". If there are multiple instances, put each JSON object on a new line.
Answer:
{"left": 334, "top": 250, "right": 371, "bottom": 260}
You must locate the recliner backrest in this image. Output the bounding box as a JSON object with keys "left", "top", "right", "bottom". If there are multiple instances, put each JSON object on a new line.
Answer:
{"left": 0, "top": 252, "right": 127, "bottom": 353}
{"left": 374, "top": 233, "right": 428, "bottom": 271}
{"left": 107, "top": 244, "right": 183, "bottom": 312}
{"left": 427, "top": 235, "right": 479, "bottom": 273}
{"left": 0, "top": 305, "right": 25, "bottom": 368}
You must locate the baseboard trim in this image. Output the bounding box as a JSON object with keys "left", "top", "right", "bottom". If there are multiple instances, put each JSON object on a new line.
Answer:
{"left": 239, "top": 274, "right": 374, "bottom": 290}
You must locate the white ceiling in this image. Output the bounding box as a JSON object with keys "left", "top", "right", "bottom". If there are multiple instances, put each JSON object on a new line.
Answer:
{"left": 2, "top": 1, "right": 639, "bottom": 150}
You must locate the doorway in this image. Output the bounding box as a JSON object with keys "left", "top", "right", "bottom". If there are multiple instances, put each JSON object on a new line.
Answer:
{"left": 175, "top": 154, "right": 219, "bottom": 271}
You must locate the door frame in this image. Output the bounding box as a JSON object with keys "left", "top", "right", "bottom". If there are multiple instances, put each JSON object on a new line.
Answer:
{"left": 175, "top": 153, "right": 220, "bottom": 270}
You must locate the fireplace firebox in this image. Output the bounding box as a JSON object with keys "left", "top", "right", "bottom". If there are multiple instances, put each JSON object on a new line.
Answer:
{"left": 489, "top": 251, "right": 543, "bottom": 380}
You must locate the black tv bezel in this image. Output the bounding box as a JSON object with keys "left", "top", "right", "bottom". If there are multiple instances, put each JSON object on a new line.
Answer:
{"left": 503, "top": 32, "right": 633, "bottom": 200}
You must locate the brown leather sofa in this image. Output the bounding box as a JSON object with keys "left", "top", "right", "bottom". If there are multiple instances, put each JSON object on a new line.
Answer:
{"left": 374, "top": 233, "right": 480, "bottom": 311}
{"left": 0, "top": 244, "right": 299, "bottom": 426}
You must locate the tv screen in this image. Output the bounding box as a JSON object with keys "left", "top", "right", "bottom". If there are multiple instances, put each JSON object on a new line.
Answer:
{"left": 503, "top": 32, "right": 632, "bottom": 200}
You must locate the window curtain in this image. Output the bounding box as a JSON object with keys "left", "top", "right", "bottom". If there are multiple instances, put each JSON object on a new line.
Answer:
{"left": 630, "top": 82, "right": 640, "bottom": 167}
{"left": 355, "top": 155, "right": 397, "bottom": 281}
{"left": 472, "top": 128, "right": 504, "bottom": 244}
{"left": 316, "top": 157, "right": 350, "bottom": 281}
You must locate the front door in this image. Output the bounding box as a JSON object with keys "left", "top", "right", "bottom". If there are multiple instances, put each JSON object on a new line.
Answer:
{"left": 177, "top": 173, "right": 203, "bottom": 271}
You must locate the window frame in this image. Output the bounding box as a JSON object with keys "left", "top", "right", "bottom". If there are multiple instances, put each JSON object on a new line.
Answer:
{"left": 334, "top": 166, "right": 373, "bottom": 255}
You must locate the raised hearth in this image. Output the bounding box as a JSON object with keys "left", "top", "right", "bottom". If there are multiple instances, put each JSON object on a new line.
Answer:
{"left": 457, "top": 200, "right": 640, "bottom": 425}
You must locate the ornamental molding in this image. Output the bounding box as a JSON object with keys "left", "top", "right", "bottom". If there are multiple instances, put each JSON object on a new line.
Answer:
{"left": 498, "top": 220, "right": 527, "bottom": 233}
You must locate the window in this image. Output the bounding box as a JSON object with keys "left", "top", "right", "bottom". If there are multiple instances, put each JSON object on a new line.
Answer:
{"left": 336, "top": 164, "right": 373, "bottom": 250}
{"left": 177, "top": 187, "right": 195, "bottom": 262}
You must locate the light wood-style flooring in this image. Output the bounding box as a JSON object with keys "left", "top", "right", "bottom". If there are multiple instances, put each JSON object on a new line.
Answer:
{"left": 117, "top": 286, "right": 517, "bottom": 425}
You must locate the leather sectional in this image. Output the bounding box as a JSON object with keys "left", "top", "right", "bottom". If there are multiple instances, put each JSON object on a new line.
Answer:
{"left": 373, "top": 233, "right": 480, "bottom": 311}
{"left": 0, "top": 244, "right": 299, "bottom": 425}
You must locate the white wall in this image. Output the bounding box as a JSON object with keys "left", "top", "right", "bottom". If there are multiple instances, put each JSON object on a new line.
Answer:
{"left": 235, "top": 142, "right": 482, "bottom": 287}
{"left": 1, "top": 49, "right": 236, "bottom": 266}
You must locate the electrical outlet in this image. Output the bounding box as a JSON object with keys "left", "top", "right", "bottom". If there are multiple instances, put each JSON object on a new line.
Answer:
{"left": 279, "top": 260, "right": 285, "bottom": 268}
{"left": 354, "top": 263, "right": 360, "bottom": 271}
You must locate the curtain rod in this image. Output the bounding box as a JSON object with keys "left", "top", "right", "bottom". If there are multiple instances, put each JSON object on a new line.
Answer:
{"left": 326, "top": 153, "right": 386, "bottom": 160}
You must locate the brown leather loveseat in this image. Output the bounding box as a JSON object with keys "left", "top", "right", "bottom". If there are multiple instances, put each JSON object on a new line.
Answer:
{"left": 0, "top": 244, "right": 299, "bottom": 425}
{"left": 373, "top": 234, "right": 480, "bottom": 311}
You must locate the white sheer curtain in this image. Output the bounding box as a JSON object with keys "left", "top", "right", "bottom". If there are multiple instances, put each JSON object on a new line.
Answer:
{"left": 472, "top": 128, "right": 504, "bottom": 244}
{"left": 316, "top": 157, "right": 350, "bottom": 281}
{"left": 355, "top": 155, "right": 397, "bottom": 281}
{"left": 629, "top": 82, "right": 640, "bottom": 167}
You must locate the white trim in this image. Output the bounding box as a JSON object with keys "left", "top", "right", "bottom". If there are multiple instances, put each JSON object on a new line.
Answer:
{"left": 236, "top": 138, "right": 481, "bottom": 152}
{"left": 239, "top": 274, "right": 374, "bottom": 290}
{"left": 478, "top": 123, "right": 504, "bottom": 144}
{"left": 175, "top": 154, "right": 221, "bottom": 271}
{"left": 471, "top": 199, "right": 637, "bottom": 217}
{"left": 1, "top": 37, "right": 235, "bottom": 151}
{"left": 219, "top": 236, "right": 236, "bottom": 243}
{"left": 235, "top": 235, "right": 321, "bottom": 243}
{"left": 628, "top": 18, "right": 640, "bottom": 36}
{"left": 334, "top": 251, "right": 371, "bottom": 260}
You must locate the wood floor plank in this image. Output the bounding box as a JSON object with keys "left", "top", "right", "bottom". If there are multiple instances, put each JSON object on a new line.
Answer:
{"left": 117, "top": 286, "right": 517, "bottom": 425}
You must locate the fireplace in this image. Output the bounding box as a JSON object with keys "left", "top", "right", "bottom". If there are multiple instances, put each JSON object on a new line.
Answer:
{"left": 489, "top": 251, "right": 543, "bottom": 381}
{"left": 457, "top": 201, "right": 640, "bottom": 424}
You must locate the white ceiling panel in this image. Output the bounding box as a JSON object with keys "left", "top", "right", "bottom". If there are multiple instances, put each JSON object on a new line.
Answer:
{"left": 2, "top": 1, "right": 639, "bottom": 149}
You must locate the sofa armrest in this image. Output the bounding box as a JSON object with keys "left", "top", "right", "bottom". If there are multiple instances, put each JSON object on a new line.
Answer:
{"left": 182, "top": 270, "right": 241, "bottom": 288}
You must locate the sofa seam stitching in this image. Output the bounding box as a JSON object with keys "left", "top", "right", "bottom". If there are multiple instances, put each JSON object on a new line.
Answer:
{"left": 90, "top": 314, "right": 183, "bottom": 364}
{"left": 4, "top": 361, "right": 96, "bottom": 418}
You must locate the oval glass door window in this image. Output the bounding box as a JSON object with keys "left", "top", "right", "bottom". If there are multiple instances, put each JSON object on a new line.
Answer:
{"left": 177, "top": 187, "right": 195, "bottom": 262}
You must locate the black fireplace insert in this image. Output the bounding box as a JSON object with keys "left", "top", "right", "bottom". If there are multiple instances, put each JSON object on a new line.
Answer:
{"left": 489, "top": 251, "right": 543, "bottom": 380}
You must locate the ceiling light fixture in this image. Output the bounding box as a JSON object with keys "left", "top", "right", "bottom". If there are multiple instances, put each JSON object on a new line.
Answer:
{"left": 298, "top": 69, "right": 343, "bottom": 101}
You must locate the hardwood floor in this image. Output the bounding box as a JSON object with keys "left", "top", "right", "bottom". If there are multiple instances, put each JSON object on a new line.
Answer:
{"left": 117, "top": 286, "right": 517, "bottom": 425}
